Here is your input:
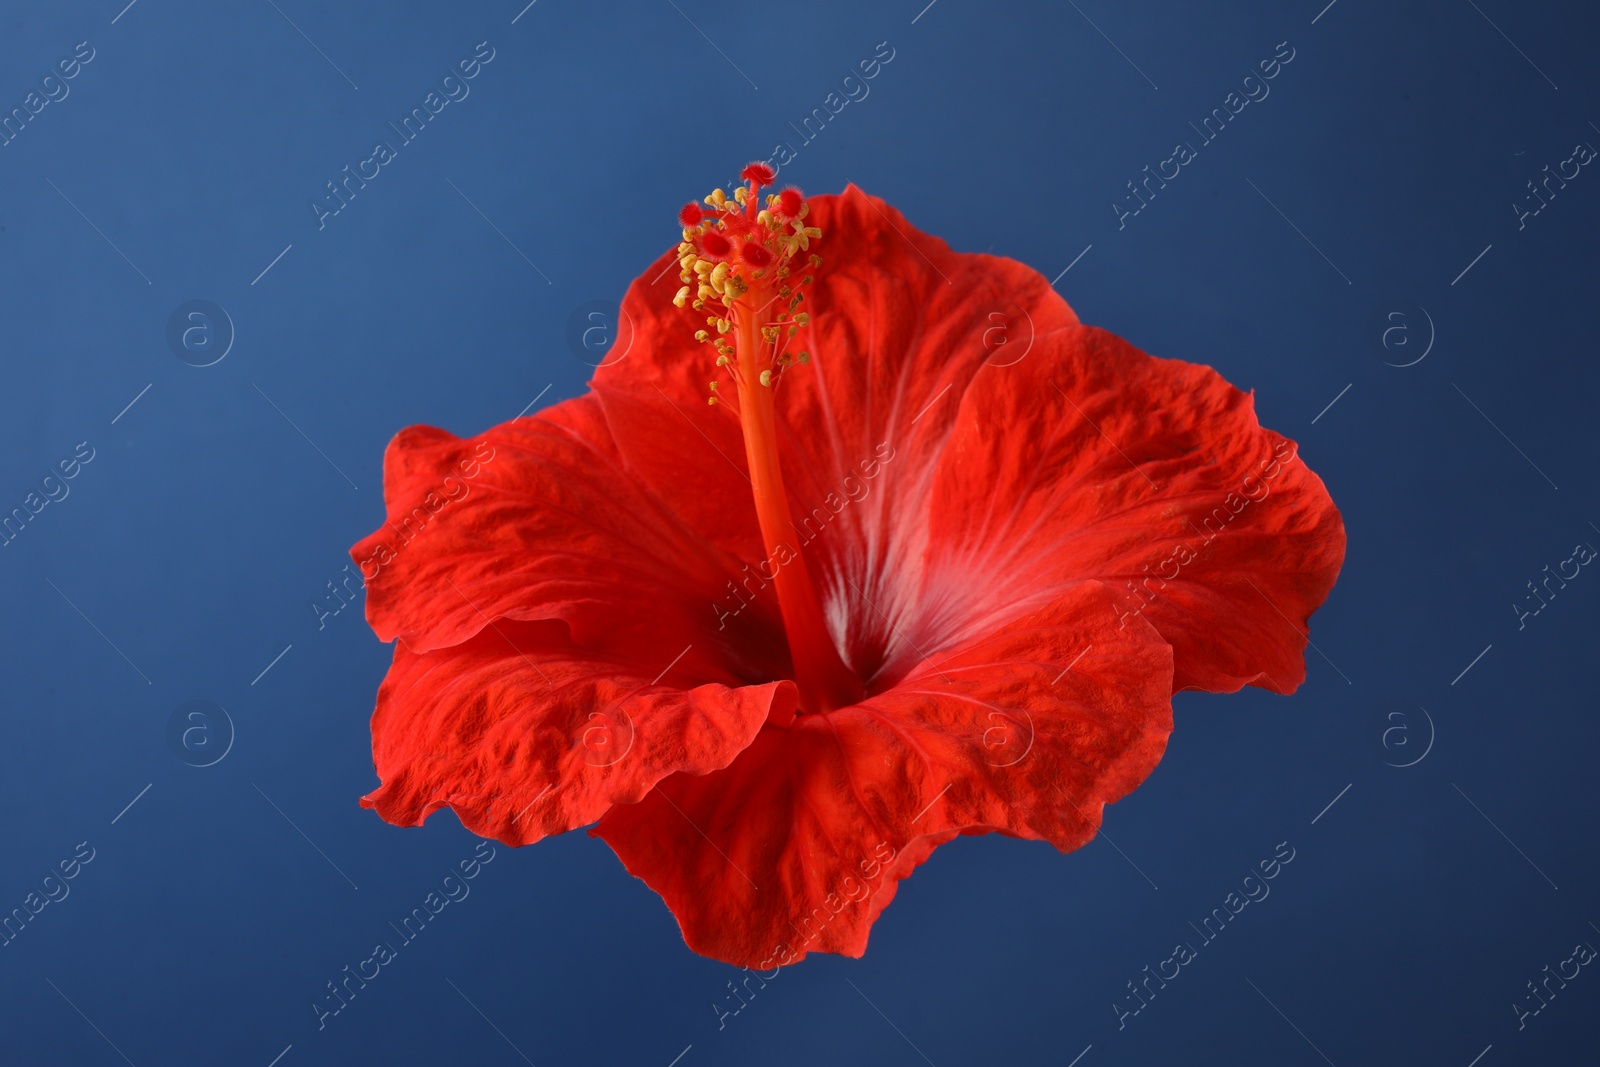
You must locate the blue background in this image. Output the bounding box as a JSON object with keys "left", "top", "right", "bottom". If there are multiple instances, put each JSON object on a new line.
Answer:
{"left": 1, "top": 0, "right": 1597, "bottom": 1064}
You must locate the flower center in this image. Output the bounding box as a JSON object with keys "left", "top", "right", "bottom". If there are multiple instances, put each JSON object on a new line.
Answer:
{"left": 674, "top": 165, "right": 861, "bottom": 714}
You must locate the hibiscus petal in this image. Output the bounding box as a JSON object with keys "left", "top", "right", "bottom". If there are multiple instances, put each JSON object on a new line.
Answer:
{"left": 362, "top": 619, "right": 798, "bottom": 845}
{"left": 352, "top": 393, "right": 784, "bottom": 677}
{"left": 352, "top": 393, "right": 808, "bottom": 840}
{"left": 587, "top": 261, "right": 769, "bottom": 564}
{"left": 592, "top": 581, "right": 1173, "bottom": 967}
{"left": 918, "top": 326, "right": 1346, "bottom": 694}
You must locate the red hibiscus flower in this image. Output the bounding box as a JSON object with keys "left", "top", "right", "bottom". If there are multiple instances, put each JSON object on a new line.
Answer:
{"left": 351, "top": 170, "right": 1344, "bottom": 969}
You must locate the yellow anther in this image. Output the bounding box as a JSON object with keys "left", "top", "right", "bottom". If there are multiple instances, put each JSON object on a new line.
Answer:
{"left": 759, "top": 370, "right": 772, "bottom": 387}
{"left": 695, "top": 330, "right": 710, "bottom": 342}
{"left": 673, "top": 286, "right": 692, "bottom": 308}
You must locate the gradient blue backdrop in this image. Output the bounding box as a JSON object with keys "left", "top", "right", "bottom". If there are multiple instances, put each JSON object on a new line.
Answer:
{"left": 1, "top": 1, "right": 1597, "bottom": 1064}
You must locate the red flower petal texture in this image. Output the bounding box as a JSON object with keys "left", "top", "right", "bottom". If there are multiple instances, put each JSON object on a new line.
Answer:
{"left": 353, "top": 400, "right": 798, "bottom": 844}
{"left": 353, "top": 184, "right": 1345, "bottom": 966}
{"left": 596, "top": 583, "right": 1173, "bottom": 966}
